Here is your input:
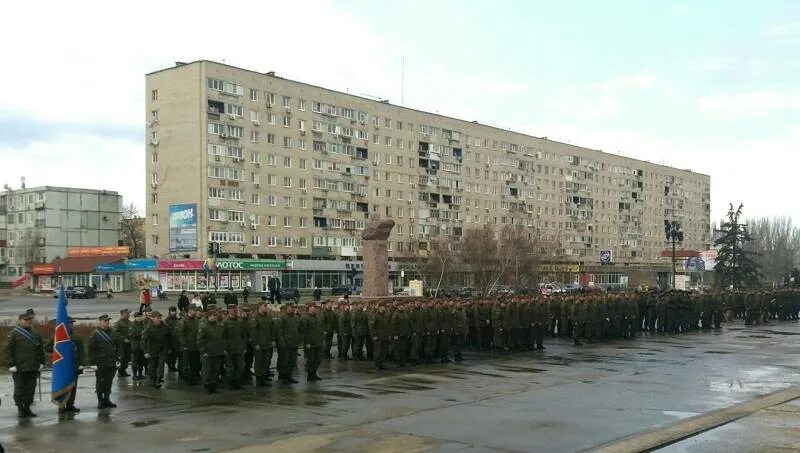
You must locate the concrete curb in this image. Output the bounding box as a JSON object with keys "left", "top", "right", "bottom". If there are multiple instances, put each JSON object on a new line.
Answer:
{"left": 591, "top": 386, "right": 800, "bottom": 453}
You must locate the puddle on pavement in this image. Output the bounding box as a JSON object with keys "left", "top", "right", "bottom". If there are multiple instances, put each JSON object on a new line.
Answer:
{"left": 762, "top": 330, "right": 800, "bottom": 336}
{"left": 704, "top": 350, "right": 732, "bottom": 354}
{"left": 306, "top": 389, "right": 366, "bottom": 399}
{"left": 132, "top": 419, "right": 162, "bottom": 428}
{"left": 494, "top": 366, "right": 548, "bottom": 374}
{"left": 662, "top": 410, "right": 699, "bottom": 419}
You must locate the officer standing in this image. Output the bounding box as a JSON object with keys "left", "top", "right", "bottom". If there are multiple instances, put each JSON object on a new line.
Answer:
{"left": 164, "top": 307, "right": 181, "bottom": 372}
{"left": 251, "top": 302, "right": 275, "bottom": 387}
{"left": 369, "top": 303, "right": 392, "bottom": 370}
{"left": 198, "top": 308, "right": 225, "bottom": 393}
{"left": 114, "top": 308, "right": 132, "bottom": 377}
{"left": 5, "top": 312, "right": 45, "bottom": 418}
{"left": 60, "top": 317, "right": 83, "bottom": 414}
{"left": 142, "top": 311, "right": 171, "bottom": 388}
{"left": 301, "top": 303, "right": 325, "bottom": 381}
{"left": 130, "top": 312, "right": 146, "bottom": 380}
{"left": 222, "top": 305, "right": 247, "bottom": 389}
{"left": 178, "top": 306, "right": 201, "bottom": 385}
{"left": 276, "top": 304, "right": 301, "bottom": 384}
{"left": 89, "top": 314, "right": 118, "bottom": 409}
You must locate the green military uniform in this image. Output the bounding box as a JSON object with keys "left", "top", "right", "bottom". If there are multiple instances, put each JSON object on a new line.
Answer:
{"left": 63, "top": 320, "right": 84, "bottom": 413}
{"left": 197, "top": 312, "right": 225, "bottom": 393}
{"left": 89, "top": 315, "right": 119, "bottom": 409}
{"left": 337, "top": 306, "right": 353, "bottom": 359}
{"left": 130, "top": 315, "right": 146, "bottom": 380}
{"left": 422, "top": 304, "right": 438, "bottom": 361}
{"left": 409, "top": 304, "right": 425, "bottom": 364}
{"left": 251, "top": 308, "right": 275, "bottom": 386}
{"left": 301, "top": 308, "right": 325, "bottom": 380}
{"left": 142, "top": 313, "right": 171, "bottom": 388}
{"left": 322, "top": 305, "right": 338, "bottom": 359}
{"left": 276, "top": 309, "right": 302, "bottom": 383}
{"left": 452, "top": 305, "right": 468, "bottom": 361}
{"left": 164, "top": 310, "right": 181, "bottom": 372}
{"left": 391, "top": 307, "right": 411, "bottom": 366}
{"left": 178, "top": 312, "right": 201, "bottom": 384}
{"left": 222, "top": 311, "right": 247, "bottom": 389}
{"left": 492, "top": 303, "right": 507, "bottom": 350}
{"left": 351, "top": 306, "right": 370, "bottom": 360}
{"left": 5, "top": 315, "right": 45, "bottom": 417}
{"left": 369, "top": 307, "right": 392, "bottom": 369}
{"left": 113, "top": 311, "right": 132, "bottom": 377}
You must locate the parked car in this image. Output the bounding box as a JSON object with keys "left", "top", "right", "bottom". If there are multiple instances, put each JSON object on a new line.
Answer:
{"left": 563, "top": 283, "right": 581, "bottom": 293}
{"left": 331, "top": 285, "right": 353, "bottom": 296}
{"left": 66, "top": 286, "right": 96, "bottom": 299}
{"left": 280, "top": 287, "right": 300, "bottom": 302}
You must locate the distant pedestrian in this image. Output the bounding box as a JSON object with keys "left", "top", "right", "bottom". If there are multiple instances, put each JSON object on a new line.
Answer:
{"left": 139, "top": 288, "right": 151, "bottom": 313}
{"left": 313, "top": 287, "right": 322, "bottom": 302}
{"left": 177, "top": 290, "right": 190, "bottom": 313}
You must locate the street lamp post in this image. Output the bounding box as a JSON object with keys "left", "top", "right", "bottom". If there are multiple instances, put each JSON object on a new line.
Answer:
{"left": 664, "top": 220, "right": 684, "bottom": 289}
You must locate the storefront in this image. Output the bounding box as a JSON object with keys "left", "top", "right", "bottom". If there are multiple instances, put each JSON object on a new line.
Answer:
{"left": 41, "top": 253, "right": 128, "bottom": 292}
{"left": 157, "top": 258, "right": 287, "bottom": 292}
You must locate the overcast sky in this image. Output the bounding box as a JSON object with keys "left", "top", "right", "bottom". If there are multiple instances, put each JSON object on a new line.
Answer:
{"left": 1, "top": 0, "right": 798, "bottom": 224}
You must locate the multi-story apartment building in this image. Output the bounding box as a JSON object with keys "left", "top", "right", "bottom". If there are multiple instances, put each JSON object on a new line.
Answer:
{"left": 145, "top": 60, "right": 710, "bottom": 290}
{"left": 0, "top": 186, "right": 122, "bottom": 287}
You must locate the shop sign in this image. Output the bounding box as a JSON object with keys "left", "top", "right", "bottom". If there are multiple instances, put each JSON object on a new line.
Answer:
{"left": 158, "top": 260, "right": 205, "bottom": 270}
{"left": 216, "top": 259, "right": 287, "bottom": 270}
{"left": 95, "top": 263, "right": 127, "bottom": 273}
{"left": 538, "top": 263, "right": 580, "bottom": 273}
{"left": 128, "top": 259, "right": 158, "bottom": 270}
{"left": 67, "top": 246, "right": 129, "bottom": 257}
{"left": 32, "top": 263, "right": 55, "bottom": 275}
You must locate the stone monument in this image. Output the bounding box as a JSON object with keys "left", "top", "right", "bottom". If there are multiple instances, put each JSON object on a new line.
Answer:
{"left": 360, "top": 215, "right": 395, "bottom": 297}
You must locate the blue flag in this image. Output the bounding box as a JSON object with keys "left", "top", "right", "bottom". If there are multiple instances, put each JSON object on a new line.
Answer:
{"left": 51, "top": 286, "right": 76, "bottom": 408}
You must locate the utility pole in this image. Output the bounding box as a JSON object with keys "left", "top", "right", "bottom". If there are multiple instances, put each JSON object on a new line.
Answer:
{"left": 664, "top": 220, "right": 684, "bottom": 289}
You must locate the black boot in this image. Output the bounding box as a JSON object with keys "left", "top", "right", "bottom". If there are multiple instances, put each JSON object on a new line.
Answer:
{"left": 98, "top": 396, "right": 107, "bottom": 409}
{"left": 18, "top": 406, "right": 28, "bottom": 418}
{"left": 118, "top": 369, "right": 130, "bottom": 378}
{"left": 105, "top": 399, "right": 117, "bottom": 408}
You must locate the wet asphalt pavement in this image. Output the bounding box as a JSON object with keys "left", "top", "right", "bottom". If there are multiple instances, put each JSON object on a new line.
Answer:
{"left": 1, "top": 316, "right": 799, "bottom": 452}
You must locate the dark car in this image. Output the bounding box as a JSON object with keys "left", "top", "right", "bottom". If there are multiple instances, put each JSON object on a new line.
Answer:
{"left": 331, "top": 286, "right": 352, "bottom": 296}
{"left": 280, "top": 287, "right": 300, "bottom": 302}
{"left": 66, "top": 286, "right": 96, "bottom": 299}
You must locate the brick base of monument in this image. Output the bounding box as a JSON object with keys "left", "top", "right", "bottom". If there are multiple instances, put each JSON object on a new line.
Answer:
{"left": 362, "top": 239, "right": 389, "bottom": 297}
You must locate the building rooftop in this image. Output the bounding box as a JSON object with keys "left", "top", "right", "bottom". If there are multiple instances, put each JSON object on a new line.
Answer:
{"left": 148, "top": 59, "right": 709, "bottom": 178}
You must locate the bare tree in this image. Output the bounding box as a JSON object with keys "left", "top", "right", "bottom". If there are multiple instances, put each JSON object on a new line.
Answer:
{"left": 120, "top": 203, "right": 146, "bottom": 258}
{"left": 745, "top": 216, "right": 800, "bottom": 286}
{"left": 502, "top": 225, "right": 541, "bottom": 289}
{"left": 460, "top": 226, "right": 499, "bottom": 297}
{"left": 426, "top": 236, "right": 459, "bottom": 296}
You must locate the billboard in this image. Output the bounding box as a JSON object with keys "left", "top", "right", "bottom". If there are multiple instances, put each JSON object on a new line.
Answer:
{"left": 599, "top": 250, "right": 613, "bottom": 265}
{"left": 169, "top": 204, "right": 198, "bottom": 252}
{"left": 67, "top": 246, "right": 129, "bottom": 257}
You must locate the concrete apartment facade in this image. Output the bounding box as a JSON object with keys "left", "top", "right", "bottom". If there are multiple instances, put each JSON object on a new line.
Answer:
{"left": 145, "top": 60, "right": 710, "bottom": 290}
{"left": 0, "top": 186, "right": 122, "bottom": 286}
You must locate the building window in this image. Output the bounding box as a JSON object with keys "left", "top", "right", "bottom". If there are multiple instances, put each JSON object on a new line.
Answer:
{"left": 151, "top": 89, "right": 158, "bottom": 101}
{"left": 266, "top": 93, "right": 275, "bottom": 107}
{"left": 283, "top": 176, "right": 292, "bottom": 188}
{"left": 251, "top": 235, "right": 261, "bottom": 246}
{"left": 268, "top": 236, "right": 277, "bottom": 247}
{"left": 282, "top": 116, "right": 290, "bottom": 127}
{"left": 250, "top": 110, "right": 259, "bottom": 122}
{"left": 151, "top": 193, "right": 158, "bottom": 204}
{"left": 151, "top": 110, "right": 159, "bottom": 122}
{"left": 284, "top": 216, "right": 292, "bottom": 227}
{"left": 151, "top": 151, "right": 158, "bottom": 163}
{"left": 283, "top": 137, "right": 292, "bottom": 148}
{"left": 283, "top": 96, "right": 291, "bottom": 107}
{"left": 299, "top": 138, "right": 306, "bottom": 150}
{"left": 152, "top": 234, "right": 159, "bottom": 245}
{"left": 267, "top": 133, "right": 275, "bottom": 145}
{"left": 250, "top": 89, "right": 258, "bottom": 101}
{"left": 251, "top": 193, "right": 260, "bottom": 204}
{"left": 299, "top": 217, "right": 308, "bottom": 228}
{"left": 298, "top": 119, "right": 306, "bottom": 131}
{"left": 298, "top": 99, "right": 306, "bottom": 111}
{"left": 152, "top": 214, "right": 158, "bottom": 226}
{"left": 251, "top": 131, "right": 259, "bottom": 143}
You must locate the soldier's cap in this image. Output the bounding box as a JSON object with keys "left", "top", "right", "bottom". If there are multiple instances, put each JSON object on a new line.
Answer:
{"left": 227, "top": 304, "right": 237, "bottom": 309}
{"left": 98, "top": 314, "right": 111, "bottom": 321}
{"left": 150, "top": 311, "right": 163, "bottom": 318}
{"left": 120, "top": 308, "right": 130, "bottom": 314}
{"left": 25, "top": 308, "right": 35, "bottom": 315}
{"left": 19, "top": 312, "right": 34, "bottom": 321}
{"left": 169, "top": 306, "right": 177, "bottom": 312}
